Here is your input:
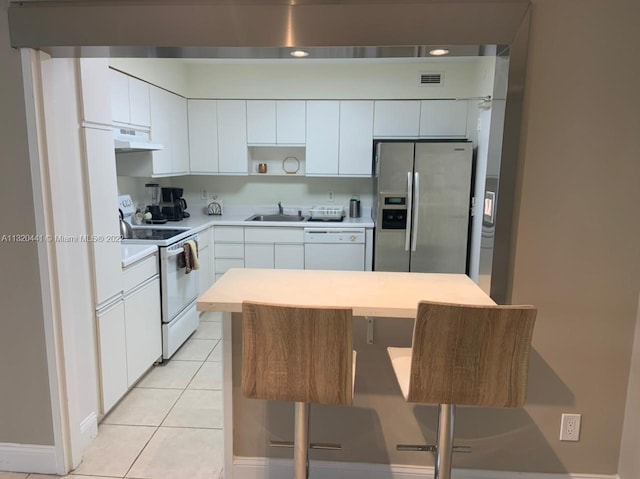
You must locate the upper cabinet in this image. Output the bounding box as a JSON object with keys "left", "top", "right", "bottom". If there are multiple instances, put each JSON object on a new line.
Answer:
{"left": 217, "top": 100, "right": 248, "bottom": 174}
{"left": 419, "top": 100, "right": 468, "bottom": 137}
{"left": 109, "top": 69, "right": 151, "bottom": 128}
{"left": 79, "top": 59, "right": 112, "bottom": 126}
{"left": 188, "top": 99, "right": 219, "bottom": 174}
{"left": 149, "top": 85, "right": 189, "bottom": 177}
{"left": 306, "top": 101, "right": 340, "bottom": 176}
{"left": 247, "top": 100, "right": 306, "bottom": 145}
{"left": 306, "top": 100, "right": 373, "bottom": 177}
{"left": 373, "top": 101, "right": 421, "bottom": 138}
{"left": 339, "top": 101, "right": 374, "bottom": 176}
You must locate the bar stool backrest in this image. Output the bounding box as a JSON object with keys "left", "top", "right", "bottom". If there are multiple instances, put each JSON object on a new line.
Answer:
{"left": 242, "top": 301, "right": 354, "bottom": 406}
{"left": 407, "top": 301, "right": 537, "bottom": 407}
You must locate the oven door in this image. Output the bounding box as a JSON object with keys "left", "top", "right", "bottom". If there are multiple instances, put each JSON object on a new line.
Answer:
{"left": 160, "top": 241, "right": 199, "bottom": 323}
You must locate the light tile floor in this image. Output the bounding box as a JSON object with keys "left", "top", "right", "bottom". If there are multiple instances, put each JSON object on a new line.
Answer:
{"left": 6, "top": 312, "right": 225, "bottom": 479}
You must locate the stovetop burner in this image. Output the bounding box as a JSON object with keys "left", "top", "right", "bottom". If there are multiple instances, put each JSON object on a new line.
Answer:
{"left": 131, "top": 228, "right": 188, "bottom": 241}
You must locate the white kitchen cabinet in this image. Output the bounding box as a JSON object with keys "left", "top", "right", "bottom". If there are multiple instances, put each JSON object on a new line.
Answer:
{"left": 244, "top": 227, "right": 304, "bottom": 270}
{"left": 170, "top": 93, "right": 190, "bottom": 175}
{"left": 244, "top": 244, "right": 274, "bottom": 269}
{"left": 213, "top": 226, "right": 245, "bottom": 281}
{"left": 217, "top": 100, "right": 248, "bottom": 174}
{"left": 373, "top": 100, "right": 421, "bottom": 138}
{"left": 276, "top": 100, "right": 306, "bottom": 144}
{"left": 149, "top": 85, "right": 189, "bottom": 176}
{"left": 247, "top": 100, "right": 276, "bottom": 144}
{"left": 339, "top": 100, "right": 374, "bottom": 176}
{"left": 275, "top": 244, "right": 304, "bottom": 269}
{"left": 197, "top": 227, "right": 214, "bottom": 296}
{"left": 247, "top": 100, "right": 306, "bottom": 145}
{"left": 128, "top": 77, "right": 151, "bottom": 127}
{"left": 96, "top": 298, "right": 127, "bottom": 414}
{"left": 150, "top": 86, "right": 173, "bottom": 176}
{"left": 79, "top": 58, "right": 112, "bottom": 126}
{"left": 83, "top": 127, "right": 122, "bottom": 305}
{"left": 419, "top": 100, "right": 468, "bottom": 137}
{"left": 109, "top": 69, "right": 151, "bottom": 128}
{"left": 306, "top": 101, "right": 340, "bottom": 176}
{"left": 188, "top": 100, "right": 219, "bottom": 174}
{"left": 124, "top": 277, "right": 161, "bottom": 387}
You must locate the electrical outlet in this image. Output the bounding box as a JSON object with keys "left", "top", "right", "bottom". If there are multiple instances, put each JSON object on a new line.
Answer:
{"left": 201, "top": 189, "right": 208, "bottom": 200}
{"left": 560, "top": 413, "right": 581, "bottom": 441}
{"left": 328, "top": 191, "right": 335, "bottom": 202}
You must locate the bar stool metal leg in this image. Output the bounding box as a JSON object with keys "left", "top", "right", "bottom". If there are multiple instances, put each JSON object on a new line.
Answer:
{"left": 435, "top": 404, "right": 455, "bottom": 479}
{"left": 294, "top": 402, "right": 310, "bottom": 479}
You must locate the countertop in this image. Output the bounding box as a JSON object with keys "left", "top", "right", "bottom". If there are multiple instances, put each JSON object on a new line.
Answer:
{"left": 197, "top": 268, "right": 494, "bottom": 318}
{"left": 151, "top": 205, "right": 375, "bottom": 234}
{"left": 121, "top": 244, "right": 158, "bottom": 268}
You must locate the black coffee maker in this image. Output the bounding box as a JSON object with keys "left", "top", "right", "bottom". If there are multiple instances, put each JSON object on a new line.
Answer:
{"left": 161, "top": 187, "right": 190, "bottom": 221}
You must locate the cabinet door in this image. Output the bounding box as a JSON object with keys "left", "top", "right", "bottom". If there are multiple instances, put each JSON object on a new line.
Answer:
{"left": 306, "top": 101, "right": 340, "bottom": 176}
{"left": 128, "top": 77, "right": 151, "bottom": 128}
{"left": 198, "top": 245, "right": 212, "bottom": 295}
{"left": 276, "top": 100, "right": 306, "bottom": 144}
{"left": 339, "top": 101, "right": 374, "bottom": 176}
{"left": 109, "top": 69, "right": 130, "bottom": 125}
{"left": 244, "top": 244, "right": 274, "bottom": 269}
{"left": 373, "top": 100, "right": 421, "bottom": 137}
{"left": 96, "top": 300, "right": 127, "bottom": 414}
{"left": 419, "top": 100, "right": 468, "bottom": 137}
{"left": 275, "top": 244, "right": 304, "bottom": 269}
{"left": 188, "top": 100, "right": 219, "bottom": 173}
{"left": 150, "top": 86, "right": 173, "bottom": 175}
{"left": 218, "top": 100, "right": 248, "bottom": 174}
{"left": 83, "top": 127, "right": 122, "bottom": 304}
{"left": 171, "top": 94, "right": 190, "bottom": 175}
{"left": 124, "top": 278, "right": 162, "bottom": 387}
{"left": 247, "top": 100, "right": 276, "bottom": 144}
{"left": 79, "top": 58, "right": 112, "bottom": 125}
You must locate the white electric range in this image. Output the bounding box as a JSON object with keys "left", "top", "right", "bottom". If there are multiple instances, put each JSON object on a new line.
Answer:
{"left": 119, "top": 195, "right": 199, "bottom": 359}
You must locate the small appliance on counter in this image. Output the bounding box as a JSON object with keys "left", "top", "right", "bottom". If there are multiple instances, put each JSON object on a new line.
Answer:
{"left": 145, "top": 183, "right": 167, "bottom": 223}
{"left": 308, "top": 205, "right": 345, "bottom": 222}
{"left": 161, "top": 187, "right": 190, "bottom": 221}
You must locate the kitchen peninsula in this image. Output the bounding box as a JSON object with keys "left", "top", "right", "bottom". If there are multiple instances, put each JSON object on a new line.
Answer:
{"left": 197, "top": 268, "right": 494, "bottom": 478}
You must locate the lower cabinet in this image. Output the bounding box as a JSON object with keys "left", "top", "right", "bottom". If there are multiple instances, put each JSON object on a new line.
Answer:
{"left": 197, "top": 227, "right": 214, "bottom": 296}
{"left": 244, "top": 227, "right": 304, "bottom": 270}
{"left": 124, "top": 277, "right": 161, "bottom": 387}
{"left": 96, "top": 299, "right": 127, "bottom": 414}
{"left": 96, "top": 254, "right": 161, "bottom": 414}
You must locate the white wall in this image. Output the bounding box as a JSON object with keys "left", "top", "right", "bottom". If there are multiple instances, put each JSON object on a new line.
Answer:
{"left": 186, "top": 57, "right": 494, "bottom": 100}
{"left": 0, "top": 4, "right": 54, "bottom": 448}
{"left": 109, "top": 58, "right": 189, "bottom": 96}
{"left": 165, "top": 175, "right": 373, "bottom": 216}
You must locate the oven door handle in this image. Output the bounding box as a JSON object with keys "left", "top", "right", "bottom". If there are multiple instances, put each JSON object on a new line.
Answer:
{"left": 166, "top": 247, "right": 185, "bottom": 258}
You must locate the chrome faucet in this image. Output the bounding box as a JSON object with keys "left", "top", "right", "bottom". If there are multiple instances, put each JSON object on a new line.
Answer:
{"left": 278, "top": 202, "right": 283, "bottom": 215}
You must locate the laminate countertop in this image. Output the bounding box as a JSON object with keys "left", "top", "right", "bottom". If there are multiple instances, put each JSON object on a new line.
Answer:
{"left": 197, "top": 268, "right": 495, "bottom": 317}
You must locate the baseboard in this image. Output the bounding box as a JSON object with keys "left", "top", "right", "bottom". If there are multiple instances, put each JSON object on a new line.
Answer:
{"left": 0, "top": 442, "right": 58, "bottom": 474}
{"left": 79, "top": 411, "right": 98, "bottom": 452}
{"left": 232, "top": 457, "right": 620, "bottom": 479}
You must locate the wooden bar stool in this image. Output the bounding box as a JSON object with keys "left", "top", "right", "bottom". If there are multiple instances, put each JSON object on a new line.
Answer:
{"left": 242, "top": 301, "right": 356, "bottom": 479}
{"left": 388, "top": 301, "right": 537, "bottom": 479}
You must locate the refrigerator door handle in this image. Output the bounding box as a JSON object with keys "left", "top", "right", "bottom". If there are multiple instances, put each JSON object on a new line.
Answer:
{"left": 411, "top": 172, "right": 420, "bottom": 252}
{"left": 405, "top": 171, "right": 413, "bottom": 251}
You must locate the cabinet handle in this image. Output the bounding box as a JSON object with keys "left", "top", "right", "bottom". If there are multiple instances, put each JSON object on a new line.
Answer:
{"left": 405, "top": 171, "right": 413, "bottom": 252}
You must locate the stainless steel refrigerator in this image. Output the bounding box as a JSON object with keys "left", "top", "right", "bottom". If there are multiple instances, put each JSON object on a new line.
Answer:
{"left": 373, "top": 141, "right": 473, "bottom": 273}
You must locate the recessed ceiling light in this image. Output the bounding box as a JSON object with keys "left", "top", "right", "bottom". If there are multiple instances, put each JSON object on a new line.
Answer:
{"left": 429, "top": 48, "right": 450, "bottom": 56}
{"left": 290, "top": 49, "right": 310, "bottom": 58}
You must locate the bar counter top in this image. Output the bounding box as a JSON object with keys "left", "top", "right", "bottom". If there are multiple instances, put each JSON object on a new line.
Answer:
{"left": 196, "top": 268, "right": 495, "bottom": 317}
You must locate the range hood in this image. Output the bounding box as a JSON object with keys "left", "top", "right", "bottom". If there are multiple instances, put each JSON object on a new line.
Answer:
{"left": 114, "top": 127, "right": 163, "bottom": 152}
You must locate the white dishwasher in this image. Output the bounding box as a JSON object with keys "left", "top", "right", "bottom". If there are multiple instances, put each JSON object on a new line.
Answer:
{"left": 303, "top": 227, "right": 366, "bottom": 271}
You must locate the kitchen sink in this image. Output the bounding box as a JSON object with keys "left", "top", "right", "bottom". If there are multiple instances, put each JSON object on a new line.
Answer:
{"left": 245, "top": 214, "right": 308, "bottom": 222}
